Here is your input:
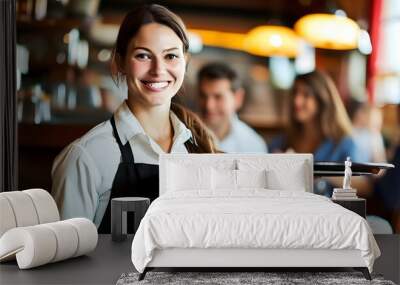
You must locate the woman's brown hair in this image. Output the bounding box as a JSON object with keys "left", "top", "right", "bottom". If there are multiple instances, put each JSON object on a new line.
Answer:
{"left": 287, "top": 70, "right": 353, "bottom": 146}
{"left": 111, "top": 4, "right": 218, "bottom": 153}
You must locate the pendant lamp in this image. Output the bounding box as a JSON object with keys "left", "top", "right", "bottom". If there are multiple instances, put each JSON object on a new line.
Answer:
{"left": 244, "top": 26, "right": 300, "bottom": 58}
{"left": 294, "top": 14, "right": 360, "bottom": 50}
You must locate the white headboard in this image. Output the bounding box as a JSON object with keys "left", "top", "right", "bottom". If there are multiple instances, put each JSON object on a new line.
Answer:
{"left": 159, "top": 153, "right": 314, "bottom": 195}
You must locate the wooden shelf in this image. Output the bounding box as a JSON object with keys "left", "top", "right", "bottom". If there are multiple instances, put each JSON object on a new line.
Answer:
{"left": 17, "top": 17, "right": 95, "bottom": 33}
{"left": 18, "top": 123, "right": 93, "bottom": 148}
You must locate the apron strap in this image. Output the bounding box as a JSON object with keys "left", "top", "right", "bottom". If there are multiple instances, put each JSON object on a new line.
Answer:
{"left": 110, "top": 116, "right": 135, "bottom": 164}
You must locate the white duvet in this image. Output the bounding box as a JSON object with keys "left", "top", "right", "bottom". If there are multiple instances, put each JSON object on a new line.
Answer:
{"left": 131, "top": 190, "right": 380, "bottom": 273}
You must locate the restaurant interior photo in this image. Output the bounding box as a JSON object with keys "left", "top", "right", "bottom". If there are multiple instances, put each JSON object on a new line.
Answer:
{"left": 0, "top": 0, "right": 399, "bottom": 284}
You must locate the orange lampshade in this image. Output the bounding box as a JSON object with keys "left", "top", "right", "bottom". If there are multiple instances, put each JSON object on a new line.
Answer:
{"left": 295, "top": 14, "right": 360, "bottom": 50}
{"left": 188, "top": 29, "right": 245, "bottom": 51}
{"left": 244, "top": 26, "right": 300, "bottom": 58}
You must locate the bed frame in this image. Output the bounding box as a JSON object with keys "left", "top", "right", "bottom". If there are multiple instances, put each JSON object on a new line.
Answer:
{"left": 138, "top": 154, "right": 372, "bottom": 281}
{"left": 139, "top": 248, "right": 371, "bottom": 280}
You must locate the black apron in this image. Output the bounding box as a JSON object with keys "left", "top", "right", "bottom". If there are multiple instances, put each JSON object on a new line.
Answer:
{"left": 97, "top": 116, "right": 200, "bottom": 233}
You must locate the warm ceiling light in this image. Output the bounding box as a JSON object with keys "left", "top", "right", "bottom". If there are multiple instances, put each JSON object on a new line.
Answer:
{"left": 188, "top": 29, "right": 245, "bottom": 51}
{"left": 244, "top": 26, "right": 300, "bottom": 58}
{"left": 294, "top": 14, "right": 360, "bottom": 50}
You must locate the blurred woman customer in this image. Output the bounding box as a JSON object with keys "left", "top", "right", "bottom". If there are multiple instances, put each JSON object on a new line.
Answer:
{"left": 51, "top": 4, "right": 218, "bottom": 233}
{"left": 270, "top": 70, "right": 362, "bottom": 162}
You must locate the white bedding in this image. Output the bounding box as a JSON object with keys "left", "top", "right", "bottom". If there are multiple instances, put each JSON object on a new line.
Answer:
{"left": 131, "top": 190, "right": 380, "bottom": 273}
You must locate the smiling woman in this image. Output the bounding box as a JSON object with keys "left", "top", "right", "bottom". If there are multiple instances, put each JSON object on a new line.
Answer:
{"left": 51, "top": 4, "right": 218, "bottom": 233}
{"left": 123, "top": 23, "right": 186, "bottom": 109}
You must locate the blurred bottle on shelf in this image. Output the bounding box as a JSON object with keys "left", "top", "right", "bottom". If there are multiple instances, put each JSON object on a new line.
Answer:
{"left": 17, "top": 0, "right": 48, "bottom": 20}
{"left": 67, "top": 0, "right": 100, "bottom": 18}
{"left": 18, "top": 84, "right": 51, "bottom": 124}
{"left": 16, "top": 0, "right": 34, "bottom": 20}
{"left": 34, "top": 0, "right": 47, "bottom": 20}
{"left": 51, "top": 83, "right": 67, "bottom": 109}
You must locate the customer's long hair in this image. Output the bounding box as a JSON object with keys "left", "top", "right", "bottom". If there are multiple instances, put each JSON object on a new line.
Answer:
{"left": 111, "top": 4, "right": 218, "bottom": 153}
{"left": 287, "top": 70, "right": 353, "bottom": 147}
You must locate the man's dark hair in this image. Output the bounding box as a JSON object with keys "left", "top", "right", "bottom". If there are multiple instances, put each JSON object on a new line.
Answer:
{"left": 198, "top": 62, "right": 241, "bottom": 92}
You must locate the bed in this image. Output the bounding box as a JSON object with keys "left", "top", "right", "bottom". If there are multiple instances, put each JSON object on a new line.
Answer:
{"left": 131, "top": 154, "right": 380, "bottom": 280}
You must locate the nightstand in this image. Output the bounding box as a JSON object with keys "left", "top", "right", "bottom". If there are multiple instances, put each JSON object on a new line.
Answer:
{"left": 111, "top": 197, "right": 150, "bottom": 242}
{"left": 331, "top": 198, "right": 366, "bottom": 218}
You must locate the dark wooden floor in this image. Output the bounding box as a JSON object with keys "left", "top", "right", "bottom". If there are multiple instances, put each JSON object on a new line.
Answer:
{"left": 0, "top": 235, "right": 398, "bottom": 285}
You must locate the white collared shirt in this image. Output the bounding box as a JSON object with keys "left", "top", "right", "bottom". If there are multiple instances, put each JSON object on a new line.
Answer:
{"left": 218, "top": 115, "right": 268, "bottom": 153}
{"left": 51, "top": 101, "right": 192, "bottom": 227}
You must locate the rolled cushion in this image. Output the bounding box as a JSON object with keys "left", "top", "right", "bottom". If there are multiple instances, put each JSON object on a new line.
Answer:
{"left": 0, "top": 196, "right": 17, "bottom": 237}
{"left": 42, "top": 221, "right": 79, "bottom": 262}
{"left": 0, "top": 189, "right": 60, "bottom": 239}
{"left": 0, "top": 191, "right": 39, "bottom": 228}
{"left": 0, "top": 218, "right": 98, "bottom": 269}
{"left": 0, "top": 226, "right": 57, "bottom": 268}
{"left": 64, "top": 218, "right": 98, "bottom": 257}
{"left": 24, "top": 189, "right": 60, "bottom": 224}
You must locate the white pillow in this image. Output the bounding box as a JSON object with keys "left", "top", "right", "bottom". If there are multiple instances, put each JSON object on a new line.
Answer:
{"left": 212, "top": 168, "right": 236, "bottom": 190}
{"left": 211, "top": 169, "right": 268, "bottom": 191}
{"left": 167, "top": 163, "right": 212, "bottom": 191}
{"left": 236, "top": 169, "right": 267, "bottom": 189}
{"left": 165, "top": 158, "right": 236, "bottom": 171}
{"left": 266, "top": 165, "right": 307, "bottom": 191}
{"left": 237, "top": 158, "right": 309, "bottom": 192}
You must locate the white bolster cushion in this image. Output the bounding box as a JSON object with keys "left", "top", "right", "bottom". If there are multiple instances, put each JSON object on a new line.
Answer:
{"left": 64, "top": 218, "right": 98, "bottom": 257}
{"left": 0, "top": 191, "right": 39, "bottom": 228}
{"left": 0, "top": 196, "right": 17, "bottom": 237}
{"left": 42, "top": 221, "right": 79, "bottom": 262}
{"left": 0, "top": 225, "right": 57, "bottom": 267}
{"left": 0, "top": 189, "right": 60, "bottom": 238}
{"left": 0, "top": 218, "right": 98, "bottom": 269}
{"left": 24, "top": 189, "right": 60, "bottom": 224}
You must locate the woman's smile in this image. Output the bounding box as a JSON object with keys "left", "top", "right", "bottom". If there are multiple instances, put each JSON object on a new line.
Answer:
{"left": 141, "top": 80, "right": 172, "bottom": 92}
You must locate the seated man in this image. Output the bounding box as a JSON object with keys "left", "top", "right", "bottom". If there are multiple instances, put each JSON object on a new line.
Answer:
{"left": 197, "top": 62, "right": 268, "bottom": 153}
